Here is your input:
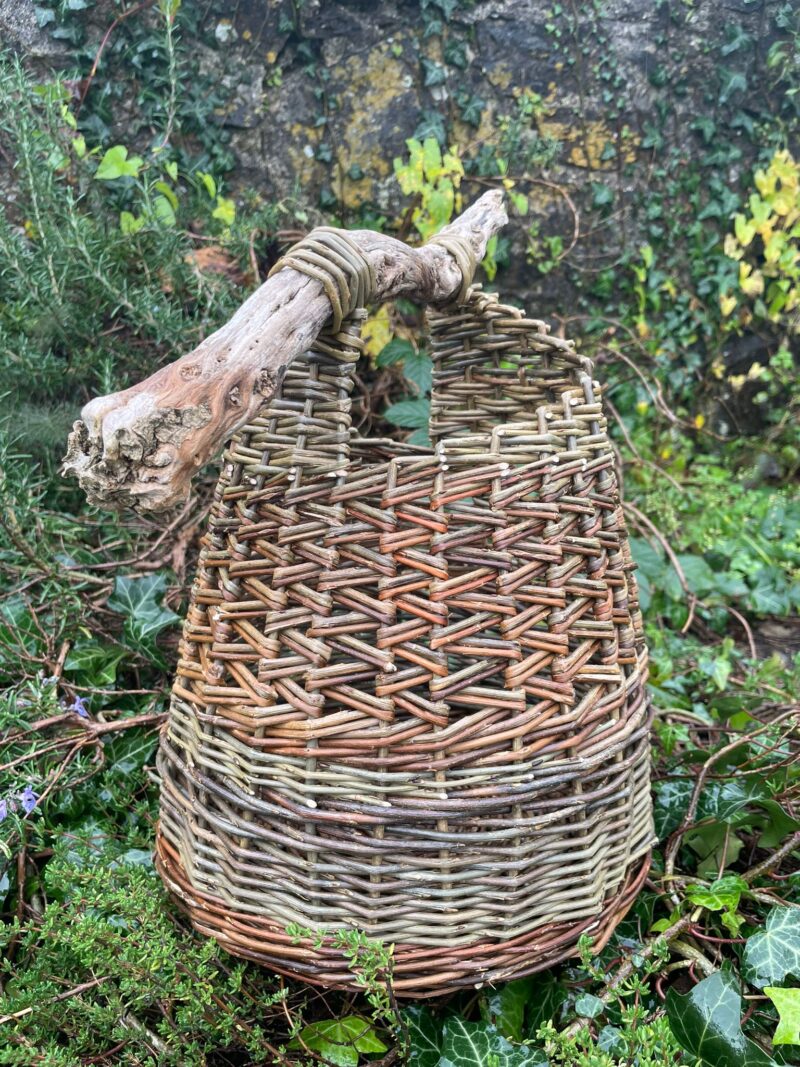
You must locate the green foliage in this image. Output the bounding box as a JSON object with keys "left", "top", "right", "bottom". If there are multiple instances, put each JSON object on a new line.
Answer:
{"left": 107, "top": 573, "right": 180, "bottom": 666}
{"left": 481, "top": 979, "right": 538, "bottom": 1042}
{"left": 288, "top": 1016, "right": 388, "bottom": 1065}
{"left": 406, "top": 1009, "right": 546, "bottom": 1067}
{"left": 743, "top": 907, "right": 800, "bottom": 989}
{"left": 720, "top": 149, "right": 800, "bottom": 328}
{"left": 374, "top": 333, "right": 434, "bottom": 445}
{"left": 406, "top": 971, "right": 690, "bottom": 1066}
{"left": 35, "top": 0, "right": 235, "bottom": 173}
{"left": 537, "top": 1017, "right": 687, "bottom": 1067}
{"left": 0, "top": 833, "right": 293, "bottom": 1065}
{"left": 686, "top": 874, "right": 747, "bottom": 933}
{"left": 630, "top": 462, "right": 800, "bottom": 622}
{"left": 394, "top": 136, "right": 464, "bottom": 240}
{"left": 0, "top": 54, "right": 281, "bottom": 415}
{"left": 765, "top": 987, "right": 800, "bottom": 1046}
{"left": 666, "top": 969, "right": 776, "bottom": 1066}
{"left": 492, "top": 89, "right": 560, "bottom": 175}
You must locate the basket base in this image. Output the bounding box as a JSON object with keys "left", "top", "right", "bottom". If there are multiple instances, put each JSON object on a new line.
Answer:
{"left": 155, "top": 831, "right": 650, "bottom": 998}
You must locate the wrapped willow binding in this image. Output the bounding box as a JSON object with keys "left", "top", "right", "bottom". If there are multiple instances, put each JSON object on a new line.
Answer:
{"left": 154, "top": 219, "right": 654, "bottom": 997}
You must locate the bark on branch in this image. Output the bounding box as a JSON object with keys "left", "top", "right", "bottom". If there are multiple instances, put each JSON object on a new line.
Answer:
{"left": 62, "top": 191, "right": 508, "bottom": 514}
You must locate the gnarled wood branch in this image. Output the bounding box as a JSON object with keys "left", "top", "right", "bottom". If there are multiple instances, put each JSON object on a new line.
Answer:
{"left": 62, "top": 190, "right": 508, "bottom": 514}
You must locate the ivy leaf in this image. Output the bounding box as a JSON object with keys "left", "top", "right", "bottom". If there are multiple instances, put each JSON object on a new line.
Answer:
{"left": 686, "top": 874, "right": 747, "bottom": 912}
{"left": 698, "top": 651, "right": 733, "bottom": 691}
{"left": 691, "top": 115, "right": 717, "bottom": 143}
{"left": 443, "top": 38, "right": 467, "bottom": 68}
{"left": 630, "top": 537, "right": 666, "bottom": 581}
{"left": 104, "top": 729, "right": 158, "bottom": 778}
{"left": 698, "top": 776, "right": 771, "bottom": 824}
{"left": 408, "top": 426, "right": 432, "bottom": 447}
{"left": 482, "top": 234, "right": 499, "bottom": 282}
{"left": 456, "top": 90, "right": 485, "bottom": 126}
{"left": 413, "top": 109, "right": 447, "bottom": 146}
{"left": 432, "top": 0, "right": 458, "bottom": 20}
{"left": 719, "top": 68, "right": 748, "bottom": 103}
{"left": 35, "top": 6, "right": 56, "bottom": 26}
{"left": 652, "top": 778, "right": 693, "bottom": 840}
{"left": 630, "top": 536, "right": 666, "bottom": 614}
{"left": 598, "top": 1025, "right": 626, "bottom": 1056}
{"left": 427, "top": 184, "right": 455, "bottom": 230}
{"left": 509, "top": 191, "right": 528, "bottom": 216}
{"left": 421, "top": 58, "right": 446, "bottom": 87}
{"left": 525, "top": 973, "right": 568, "bottom": 1037}
{"left": 591, "top": 181, "right": 615, "bottom": 208}
{"left": 119, "top": 210, "right": 146, "bottom": 235}
{"left": 288, "top": 1016, "right": 386, "bottom": 1066}
{"left": 197, "top": 170, "right": 217, "bottom": 198}
{"left": 112, "top": 848, "right": 154, "bottom": 870}
{"left": 757, "top": 800, "right": 800, "bottom": 850}
{"left": 153, "top": 195, "right": 177, "bottom": 228}
{"left": 666, "top": 969, "right": 777, "bottom": 1067}
{"left": 764, "top": 987, "right": 800, "bottom": 1045}
{"left": 665, "top": 554, "right": 717, "bottom": 599}
{"left": 154, "top": 180, "right": 178, "bottom": 211}
{"left": 743, "top": 907, "right": 800, "bottom": 989}
{"left": 95, "top": 145, "right": 143, "bottom": 180}
{"left": 439, "top": 1018, "right": 545, "bottom": 1067}
{"left": 686, "top": 821, "right": 744, "bottom": 880}
{"left": 108, "top": 573, "right": 179, "bottom": 660}
{"left": 345, "top": 1017, "right": 387, "bottom": 1054}
{"left": 574, "top": 993, "right": 605, "bottom": 1019}
{"left": 481, "top": 978, "right": 533, "bottom": 1042}
{"left": 64, "top": 642, "right": 125, "bottom": 686}
{"left": 405, "top": 1005, "right": 442, "bottom": 1067}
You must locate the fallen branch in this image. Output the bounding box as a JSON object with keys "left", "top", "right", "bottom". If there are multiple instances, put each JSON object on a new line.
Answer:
{"left": 63, "top": 191, "right": 508, "bottom": 514}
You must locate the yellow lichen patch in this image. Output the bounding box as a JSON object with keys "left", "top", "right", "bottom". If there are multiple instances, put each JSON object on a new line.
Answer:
{"left": 526, "top": 183, "right": 560, "bottom": 212}
{"left": 332, "top": 42, "right": 411, "bottom": 208}
{"left": 285, "top": 123, "right": 322, "bottom": 190}
{"left": 486, "top": 64, "right": 513, "bottom": 90}
{"left": 337, "top": 166, "right": 374, "bottom": 210}
{"left": 538, "top": 117, "right": 638, "bottom": 170}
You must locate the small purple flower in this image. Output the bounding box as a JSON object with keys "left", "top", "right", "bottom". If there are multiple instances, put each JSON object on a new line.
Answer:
{"left": 0, "top": 798, "right": 7, "bottom": 822}
{"left": 20, "top": 785, "right": 38, "bottom": 815}
{"left": 69, "top": 696, "right": 89, "bottom": 718}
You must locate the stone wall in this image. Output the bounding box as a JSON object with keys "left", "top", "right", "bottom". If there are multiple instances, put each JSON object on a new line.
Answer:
{"left": 1, "top": 0, "right": 792, "bottom": 308}
{"left": 212, "top": 2, "right": 782, "bottom": 297}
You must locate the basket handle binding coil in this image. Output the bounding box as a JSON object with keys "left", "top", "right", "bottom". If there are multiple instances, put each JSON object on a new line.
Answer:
{"left": 63, "top": 191, "right": 509, "bottom": 515}
{"left": 263, "top": 224, "right": 601, "bottom": 486}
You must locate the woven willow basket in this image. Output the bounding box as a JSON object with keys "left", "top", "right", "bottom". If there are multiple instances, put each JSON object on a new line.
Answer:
{"left": 156, "top": 226, "right": 654, "bottom": 997}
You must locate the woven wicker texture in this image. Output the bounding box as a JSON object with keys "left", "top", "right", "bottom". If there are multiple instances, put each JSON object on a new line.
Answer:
{"left": 156, "top": 227, "right": 654, "bottom": 997}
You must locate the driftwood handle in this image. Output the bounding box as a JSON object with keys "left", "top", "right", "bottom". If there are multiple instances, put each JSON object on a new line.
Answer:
{"left": 62, "top": 190, "right": 508, "bottom": 514}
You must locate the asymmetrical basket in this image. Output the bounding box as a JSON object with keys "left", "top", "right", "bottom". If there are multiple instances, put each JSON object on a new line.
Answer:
{"left": 156, "top": 226, "right": 653, "bottom": 997}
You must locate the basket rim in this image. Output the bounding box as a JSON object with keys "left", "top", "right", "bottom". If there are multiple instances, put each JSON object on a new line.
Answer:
{"left": 155, "top": 829, "right": 652, "bottom": 997}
